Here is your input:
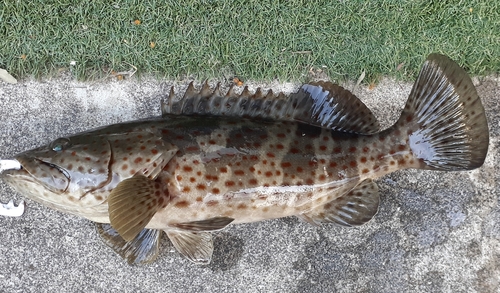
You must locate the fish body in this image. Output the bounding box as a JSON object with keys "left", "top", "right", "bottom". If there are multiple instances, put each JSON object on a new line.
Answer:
{"left": 0, "top": 54, "right": 489, "bottom": 264}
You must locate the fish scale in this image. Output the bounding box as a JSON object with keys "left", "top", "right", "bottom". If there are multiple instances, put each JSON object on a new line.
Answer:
{"left": 0, "top": 54, "right": 489, "bottom": 264}
{"left": 149, "top": 117, "right": 420, "bottom": 227}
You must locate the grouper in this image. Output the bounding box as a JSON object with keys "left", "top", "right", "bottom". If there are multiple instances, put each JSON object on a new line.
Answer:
{"left": 0, "top": 54, "right": 489, "bottom": 264}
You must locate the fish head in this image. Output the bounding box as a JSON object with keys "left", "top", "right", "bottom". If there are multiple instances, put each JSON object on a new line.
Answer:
{"left": 2, "top": 134, "right": 112, "bottom": 211}
{"left": 1, "top": 125, "right": 176, "bottom": 218}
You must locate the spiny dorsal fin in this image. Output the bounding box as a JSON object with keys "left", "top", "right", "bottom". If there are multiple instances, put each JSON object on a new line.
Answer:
{"left": 166, "top": 230, "right": 213, "bottom": 264}
{"left": 297, "top": 179, "right": 380, "bottom": 227}
{"left": 96, "top": 223, "right": 161, "bottom": 265}
{"left": 171, "top": 217, "right": 234, "bottom": 231}
{"left": 108, "top": 175, "right": 168, "bottom": 241}
{"left": 161, "top": 81, "right": 380, "bottom": 134}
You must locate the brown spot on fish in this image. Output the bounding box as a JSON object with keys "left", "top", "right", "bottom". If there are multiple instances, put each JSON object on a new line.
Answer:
{"left": 360, "top": 157, "right": 367, "bottom": 163}
{"left": 281, "top": 162, "right": 292, "bottom": 168}
{"left": 290, "top": 148, "right": 300, "bottom": 154}
{"left": 176, "top": 175, "right": 182, "bottom": 181}
{"left": 276, "top": 144, "right": 284, "bottom": 149}
{"left": 249, "top": 166, "right": 255, "bottom": 172}
{"left": 349, "top": 147, "right": 357, "bottom": 153}
{"left": 196, "top": 196, "right": 203, "bottom": 202}
{"left": 182, "top": 186, "right": 191, "bottom": 193}
{"left": 175, "top": 201, "right": 190, "bottom": 208}
{"left": 265, "top": 171, "right": 273, "bottom": 177}
{"left": 225, "top": 181, "right": 235, "bottom": 187}
{"left": 220, "top": 167, "right": 228, "bottom": 173}
{"left": 267, "top": 152, "right": 275, "bottom": 158}
{"left": 350, "top": 161, "right": 357, "bottom": 167}
{"left": 234, "top": 170, "right": 245, "bottom": 176}
{"left": 183, "top": 166, "right": 192, "bottom": 172}
{"left": 151, "top": 149, "right": 159, "bottom": 155}
{"left": 363, "top": 147, "right": 370, "bottom": 153}
{"left": 319, "top": 145, "right": 327, "bottom": 151}
{"left": 134, "top": 157, "right": 143, "bottom": 164}
{"left": 362, "top": 168, "right": 369, "bottom": 174}
{"left": 296, "top": 167, "right": 303, "bottom": 173}
{"left": 249, "top": 178, "right": 258, "bottom": 185}
{"left": 237, "top": 203, "right": 247, "bottom": 209}
{"left": 275, "top": 170, "right": 281, "bottom": 176}
{"left": 196, "top": 184, "right": 206, "bottom": 190}
{"left": 333, "top": 147, "right": 342, "bottom": 153}
{"left": 190, "top": 177, "right": 196, "bottom": 183}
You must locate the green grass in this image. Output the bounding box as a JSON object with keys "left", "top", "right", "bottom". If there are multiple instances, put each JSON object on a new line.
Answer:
{"left": 1, "top": 0, "right": 499, "bottom": 82}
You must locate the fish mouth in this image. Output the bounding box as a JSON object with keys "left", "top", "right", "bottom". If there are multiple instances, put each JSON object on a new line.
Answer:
{"left": 2, "top": 157, "right": 70, "bottom": 194}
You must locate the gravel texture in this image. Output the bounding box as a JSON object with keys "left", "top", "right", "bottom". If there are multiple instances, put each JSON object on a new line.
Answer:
{"left": 0, "top": 75, "right": 498, "bottom": 293}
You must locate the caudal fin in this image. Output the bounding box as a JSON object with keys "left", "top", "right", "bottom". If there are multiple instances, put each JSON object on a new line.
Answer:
{"left": 398, "top": 54, "right": 489, "bottom": 171}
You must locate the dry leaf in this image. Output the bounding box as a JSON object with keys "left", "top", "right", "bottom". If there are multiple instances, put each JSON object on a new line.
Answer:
{"left": 233, "top": 77, "right": 244, "bottom": 86}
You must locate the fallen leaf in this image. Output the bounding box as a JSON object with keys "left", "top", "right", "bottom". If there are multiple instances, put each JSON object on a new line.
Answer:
{"left": 233, "top": 77, "right": 244, "bottom": 86}
{"left": 0, "top": 68, "right": 17, "bottom": 84}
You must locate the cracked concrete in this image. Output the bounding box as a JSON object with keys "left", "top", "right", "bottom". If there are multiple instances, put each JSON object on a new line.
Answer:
{"left": 0, "top": 74, "right": 498, "bottom": 293}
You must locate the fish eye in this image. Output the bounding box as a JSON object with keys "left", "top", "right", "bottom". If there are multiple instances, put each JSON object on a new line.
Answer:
{"left": 50, "top": 137, "right": 71, "bottom": 152}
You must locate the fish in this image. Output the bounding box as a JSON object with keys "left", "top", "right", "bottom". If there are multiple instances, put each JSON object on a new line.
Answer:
{"left": 0, "top": 54, "right": 489, "bottom": 264}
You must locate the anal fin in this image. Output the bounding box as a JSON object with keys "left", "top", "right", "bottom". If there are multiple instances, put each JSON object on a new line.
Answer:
{"left": 166, "top": 230, "right": 213, "bottom": 264}
{"left": 298, "top": 179, "right": 380, "bottom": 227}
{"left": 96, "top": 223, "right": 161, "bottom": 265}
{"left": 108, "top": 175, "right": 168, "bottom": 241}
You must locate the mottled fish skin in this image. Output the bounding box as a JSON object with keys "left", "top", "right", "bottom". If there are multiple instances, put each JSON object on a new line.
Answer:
{"left": 0, "top": 54, "right": 489, "bottom": 264}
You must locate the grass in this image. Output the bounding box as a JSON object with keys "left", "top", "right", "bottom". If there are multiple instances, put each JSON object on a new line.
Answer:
{"left": 0, "top": 0, "right": 499, "bottom": 82}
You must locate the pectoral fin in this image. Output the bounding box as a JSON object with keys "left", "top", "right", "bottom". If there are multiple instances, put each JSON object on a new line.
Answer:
{"left": 96, "top": 223, "right": 161, "bottom": 265}
{"left": 166, "top": 230, "right": 214, "bottom": 264}
{"left": 298, "top": 179, "right": 380, "bottom": 227}
{"left": 108, "top": 175, "right": 168, "bottom": 241}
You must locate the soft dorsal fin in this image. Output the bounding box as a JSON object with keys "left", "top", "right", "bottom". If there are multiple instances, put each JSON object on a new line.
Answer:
{"left": 108, "top": 175, "right": 169, "bottom": 241}
{"left": 96, "top": 223, "right": 161, "bottom": 265}
{"left": 297, "top": 179, "right": 380, "bottom": 227}
{"left": 161, "top": 81, "right": 380, "bottom": 134}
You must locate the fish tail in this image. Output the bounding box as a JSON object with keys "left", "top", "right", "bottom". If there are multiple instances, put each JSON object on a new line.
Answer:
{"left": 397, "top": 54, "right": 489, "bottom": 171}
